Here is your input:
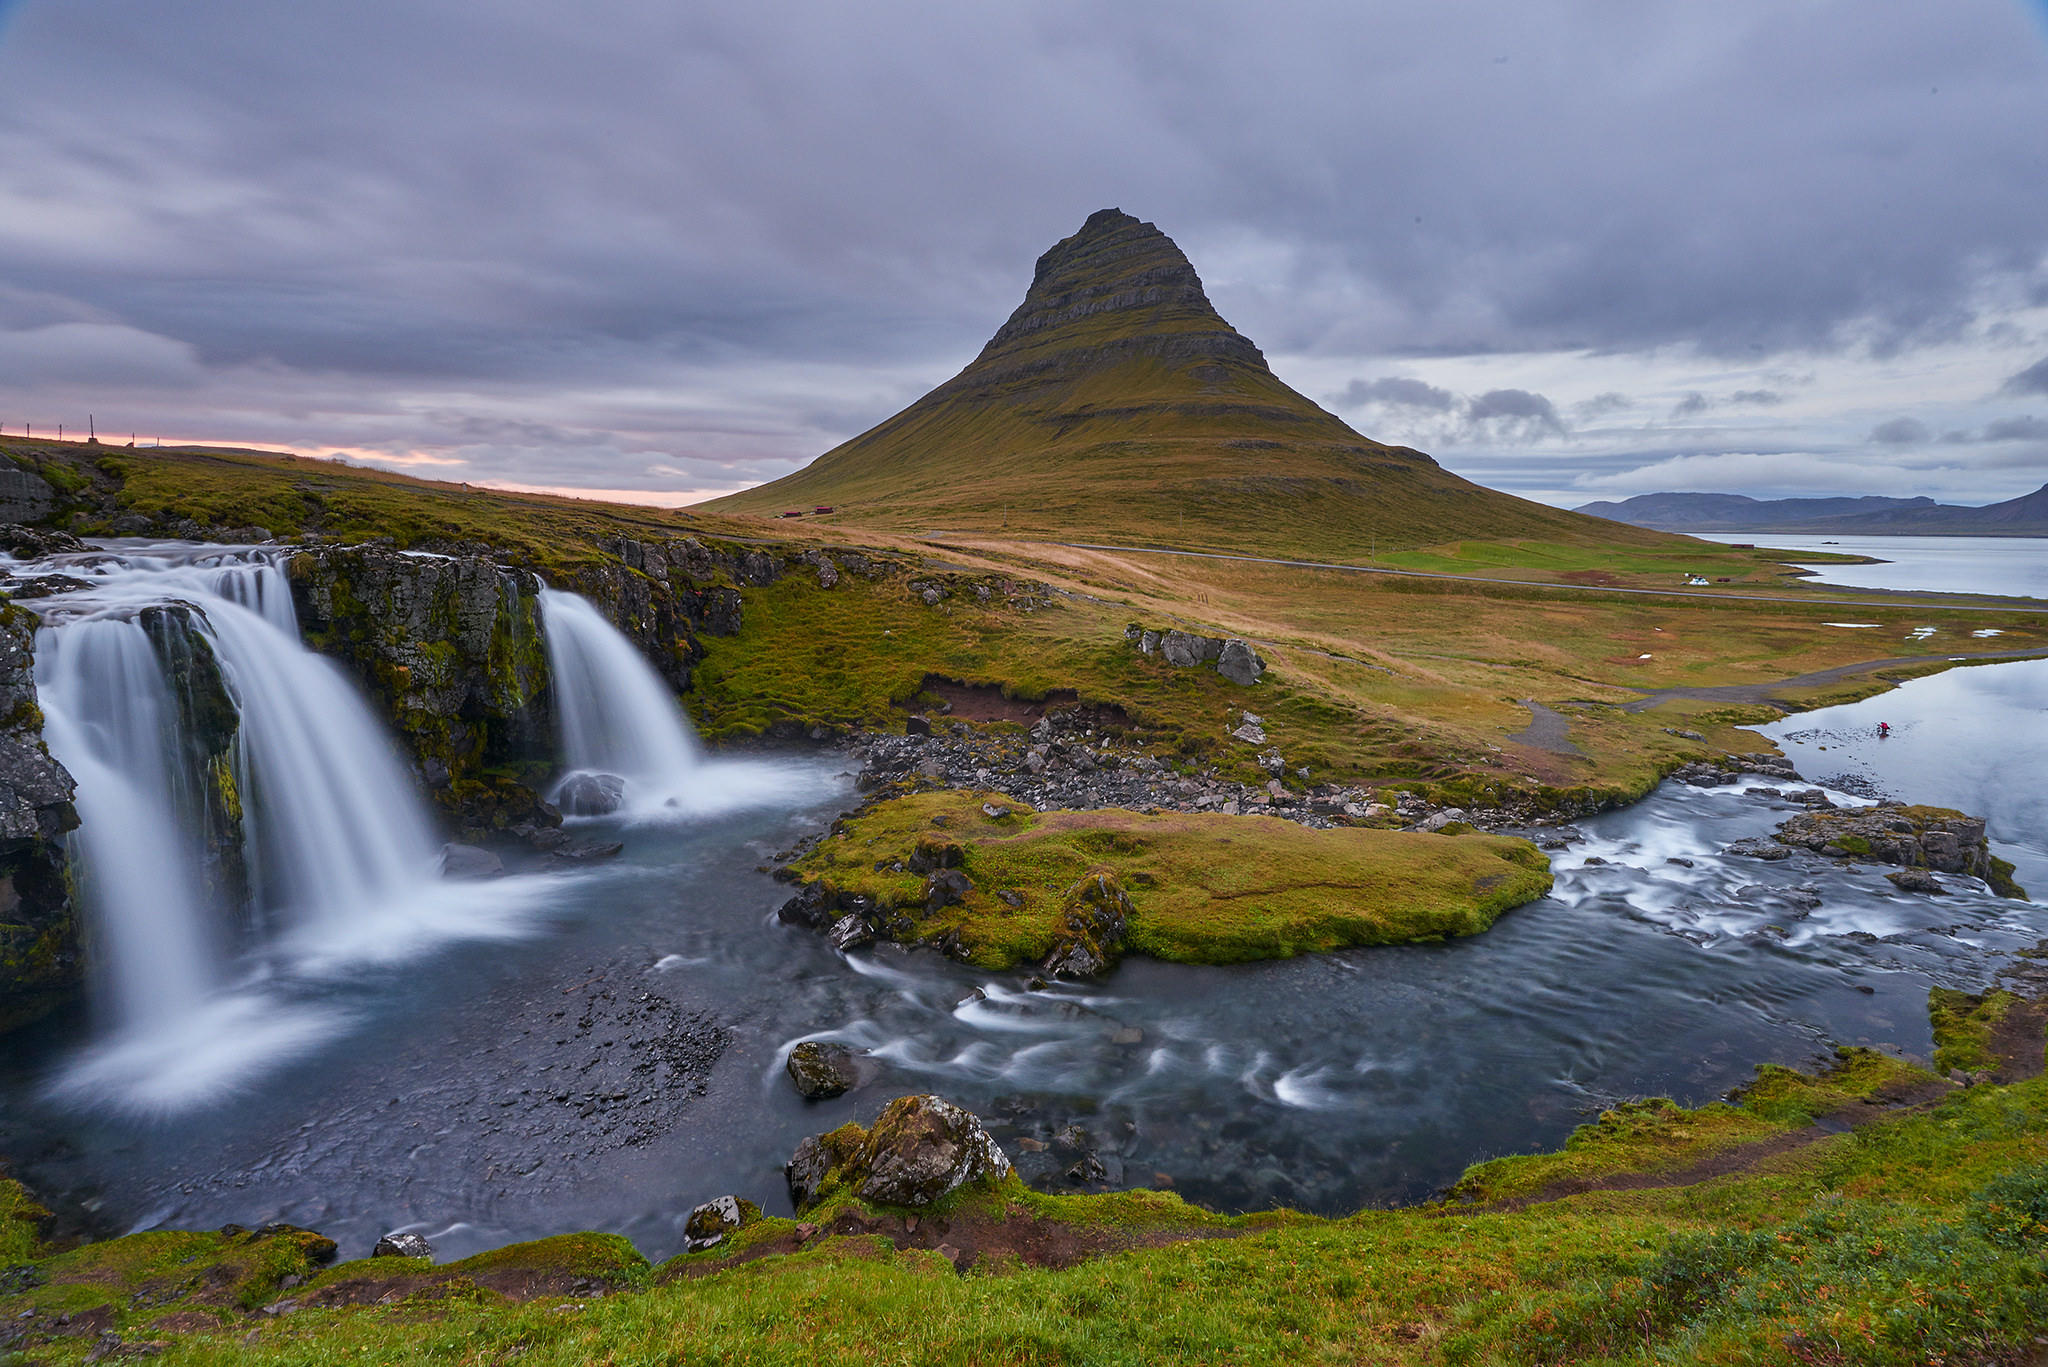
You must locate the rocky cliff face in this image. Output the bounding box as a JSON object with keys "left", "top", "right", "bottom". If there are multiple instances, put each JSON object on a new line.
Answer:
{"left": 0, "top": 599, "right": 79, "bottom": 1033}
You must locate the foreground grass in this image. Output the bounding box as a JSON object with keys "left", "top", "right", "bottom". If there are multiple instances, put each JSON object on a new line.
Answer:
{"left": 9, "top": 1054, "right": 2047, "bottom": 1365}
{"left": 785, "top": 790, "right": 1553, "bottom": 967}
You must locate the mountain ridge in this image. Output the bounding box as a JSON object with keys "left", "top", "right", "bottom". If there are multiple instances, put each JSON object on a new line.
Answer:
{"left": 1578, "top": 484, "right": 2048, "bottom": 537}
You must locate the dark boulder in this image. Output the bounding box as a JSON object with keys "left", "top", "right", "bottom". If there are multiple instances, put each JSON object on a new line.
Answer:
{"left": 827, "top": 914, "right": 874, "bottom": 952}
{"left": 785, "top": 1041, "right": 862, "bottom": 1100}
{"left": 1774, "top": 804, "right": 2023, "bottom": 897}
{"left": 1886, "top": 868, "right": 1945, "bottom": 895}
{"left": 776, "top": 883, "right": 834, "bottom": 929}
{"left": 923, "top": 868, "right": 973, "bottom": 915}
{"left": 1725, "top": 837, "right": 1794, "bottom": 861}
{"left": 556, "top": 771, "right": 626, "bottom": 817}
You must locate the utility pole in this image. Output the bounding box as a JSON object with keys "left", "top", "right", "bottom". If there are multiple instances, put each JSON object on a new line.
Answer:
{"left": 88, "top": 414, "right": 95, "bottom": 441}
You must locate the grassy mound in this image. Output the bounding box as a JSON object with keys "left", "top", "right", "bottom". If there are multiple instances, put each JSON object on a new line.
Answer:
{"left": 786, "top": 790, "right": 1554, "bottom": 967}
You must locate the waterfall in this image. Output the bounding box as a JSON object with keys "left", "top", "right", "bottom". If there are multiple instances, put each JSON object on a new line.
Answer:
{"left": 200, "top": 596, "right": 440, "bottom": 940}
{"left": 536, "top": 587, "right": 835, "bottom": 821}
{"left": 34, "top": 618, "right": 218, "bottom": 1030}
{"left": 22, "top": 543, "right": 534, "bottom": 1111}
{"left": 539, "top": 588, "right": 702, "bottom": 813}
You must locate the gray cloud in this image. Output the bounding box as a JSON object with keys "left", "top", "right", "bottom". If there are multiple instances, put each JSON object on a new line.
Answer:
{"left": 1574, "top": 392, "right": 1632, "bottom": 419}
{"left": 1467, "top": 389, "right": 1566, "bottom": 438}
{"left": 2004, "top": 356, "right": 2048, "bottom": 396}
{"left": 1727, "top": 389, "right": 1784, "bottom": 406}
{"left": 1329, "top": 376, "right": 1460, "bottom": 412}
{"left": 1671, "top": 392, "right": 1710, "bottom": 416}
{"left": 1869, "top": 417, "right": 1932, "bottom": 445}
{"left": 1984, "top": 414, "right": 2048, "bottom": 442}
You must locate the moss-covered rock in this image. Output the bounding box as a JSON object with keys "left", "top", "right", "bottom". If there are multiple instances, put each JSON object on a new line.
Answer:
{"left": 1775, "top": 803, "right": 2026, "bottom": 899}
{"left": 786, "top": 1095, "right": 1013, "bottom": 1213}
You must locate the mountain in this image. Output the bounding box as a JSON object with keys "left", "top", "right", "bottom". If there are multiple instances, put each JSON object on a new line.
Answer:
{"left": 1577, "top": 485, "right": 2048, "bottom": 537}
{"left": 703, "top": 209, "right": 1682, "bottom": 557}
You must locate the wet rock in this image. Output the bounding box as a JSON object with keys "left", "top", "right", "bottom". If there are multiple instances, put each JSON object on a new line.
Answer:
{"left": 1886, "top": 868, "right": 1945, "bottom": 895}
{"left": 1041, "top": 870, "right": 1132, "bottom": 979}
{"left": 438, "top": 843, "right": 503, "bottom": 879}
{"left": 828, "top": 914, "right": 874, "bottom": 951}
{"left": 1666, "top": 856, "right": 1695, "bottom": 867}
{"left": 786, "top": 1041, "right": 862, "bottom": 1099}
{"left": 776, "top": 883, "right": 834, "bottom": 929}
{"left": 1672, "top": 761, "right": 1739, "bottom": 787}
{"left": 906, "top": 716, "right": 932, "bottom": 737}
{"left": 1774, "top": 805, "right": 2020, "bottom": 896}
{"left": 373, "top": 1232, "right": 434, "bottom": 1260}
{"left": 682, "top": 1195, "right": 761, "bottom": 1252}
{"left": 1725, "top": 838, "right": 1794, "bottom": 861}
{"left": 0, "top": 596, "right": 81, "bottom": 1031}
{"left": 556, "top": 771, "right": 626, "bottom": 817}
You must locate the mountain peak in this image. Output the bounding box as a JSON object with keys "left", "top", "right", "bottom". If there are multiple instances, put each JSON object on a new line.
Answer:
{"left": 702, "top": 210, "right": 1670, "bottom": 559}
{"left": 974, "top": 209, "right": 1263, "bottom": 372}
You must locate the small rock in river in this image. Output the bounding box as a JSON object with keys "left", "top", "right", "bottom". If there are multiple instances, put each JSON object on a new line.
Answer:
{"left": 556, "top": 771, "right": 626, "bottom": 817}
{"left": 785, "top": 1041, "right": 862, "bottom": 1100}
{"left": 373, "top": 1231, "right": 434, "bottom": 1260}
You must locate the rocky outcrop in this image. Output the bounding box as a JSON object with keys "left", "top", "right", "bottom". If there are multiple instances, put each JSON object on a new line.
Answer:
{"left": 287, "top": 547, "right": 559, "bottom": 838}
{"left": 785, "top": 1095, "right": 1011, "bottom": 1213}
{"left": 1125, "top": 623, "right": 1265, "bottom": 685}
{"left": 1772, "top": 804, "right": 2024, "bottom": 898}
{"left": 139, "top": 605, "right": 249, "bottom": 919}
{"left": 0, "top": 599, "right": 79, "bottom": 1033}
{"left": 1041, "top": 870, "right": 1132, "bottom": 978}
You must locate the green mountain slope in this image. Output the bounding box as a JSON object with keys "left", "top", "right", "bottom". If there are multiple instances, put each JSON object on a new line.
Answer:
{"left": 704, "top": 209, "right": 1684, "bottom": 558}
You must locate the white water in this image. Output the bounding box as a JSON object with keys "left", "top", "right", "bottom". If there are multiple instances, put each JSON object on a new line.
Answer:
{"left": 539, "top": 587, "right": 819, "bottom": 819}
{"left": 34, "top": 618, "right": 217, "bottom": 1030}
{"left": 19, "top": 544, "right": 556, "bottom": 1110}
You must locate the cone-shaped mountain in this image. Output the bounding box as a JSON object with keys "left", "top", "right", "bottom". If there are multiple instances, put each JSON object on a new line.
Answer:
{"left": 705, "top": 210, "right": 1677, "bottom": 557}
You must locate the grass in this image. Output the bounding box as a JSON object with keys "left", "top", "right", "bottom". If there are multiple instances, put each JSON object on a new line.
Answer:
{"left": 7, "top": 1064, "right": 2048, "bottom": 1364}
{"left": 786, "top": 789, "right": 1554, "bottom": 967}
{"left": 1928, "top": 988, "right": 2023, "bottom": 1075}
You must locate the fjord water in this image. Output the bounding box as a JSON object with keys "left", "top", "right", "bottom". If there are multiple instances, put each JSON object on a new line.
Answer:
{"left": 1705, "top": 532, "right": 2048, "bottom": 599}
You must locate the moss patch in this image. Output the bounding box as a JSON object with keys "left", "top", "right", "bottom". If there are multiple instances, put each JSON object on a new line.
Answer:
{"left": 788, "top": 789, "right": 1553, "bottom": 968}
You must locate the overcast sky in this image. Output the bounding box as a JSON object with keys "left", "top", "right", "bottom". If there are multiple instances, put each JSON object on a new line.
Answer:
{"left": 3, "top": 1, "right": 2046, "bottom": 509}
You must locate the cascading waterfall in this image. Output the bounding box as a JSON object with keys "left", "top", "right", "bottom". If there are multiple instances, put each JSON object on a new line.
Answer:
{"left": 34, "top": 618, "right": 218, "bottom": 1030}
{"left": 20, "top": 543, "right": 545, "bottom": 1111}
{"left": 537, "top": 587, "right": 825, "bottom": 820}
{"left": 539, "top": 588, "right": 702, "bottom": 812}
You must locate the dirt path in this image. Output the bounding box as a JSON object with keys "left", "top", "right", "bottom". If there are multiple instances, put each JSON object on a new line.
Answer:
{"left": 1510, "top": 700, "right": 1583, "bottom": 755}
{"left": 1621, "top": 647, "right": 2048, "bottom": 712}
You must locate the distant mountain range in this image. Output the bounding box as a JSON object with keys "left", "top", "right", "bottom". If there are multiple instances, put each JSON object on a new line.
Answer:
{"left": 1575, "top": 484, "right": 2048, "bottom": 537}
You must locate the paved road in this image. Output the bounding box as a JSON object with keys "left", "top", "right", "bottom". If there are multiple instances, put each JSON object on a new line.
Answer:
{"left": 954, "top": 536, "right": 2048, "bottom": 614}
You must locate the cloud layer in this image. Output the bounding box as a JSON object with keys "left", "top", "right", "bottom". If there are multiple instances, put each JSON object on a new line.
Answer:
{"left": 0, "top": 1, "right": 2044, "bottom": 505}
